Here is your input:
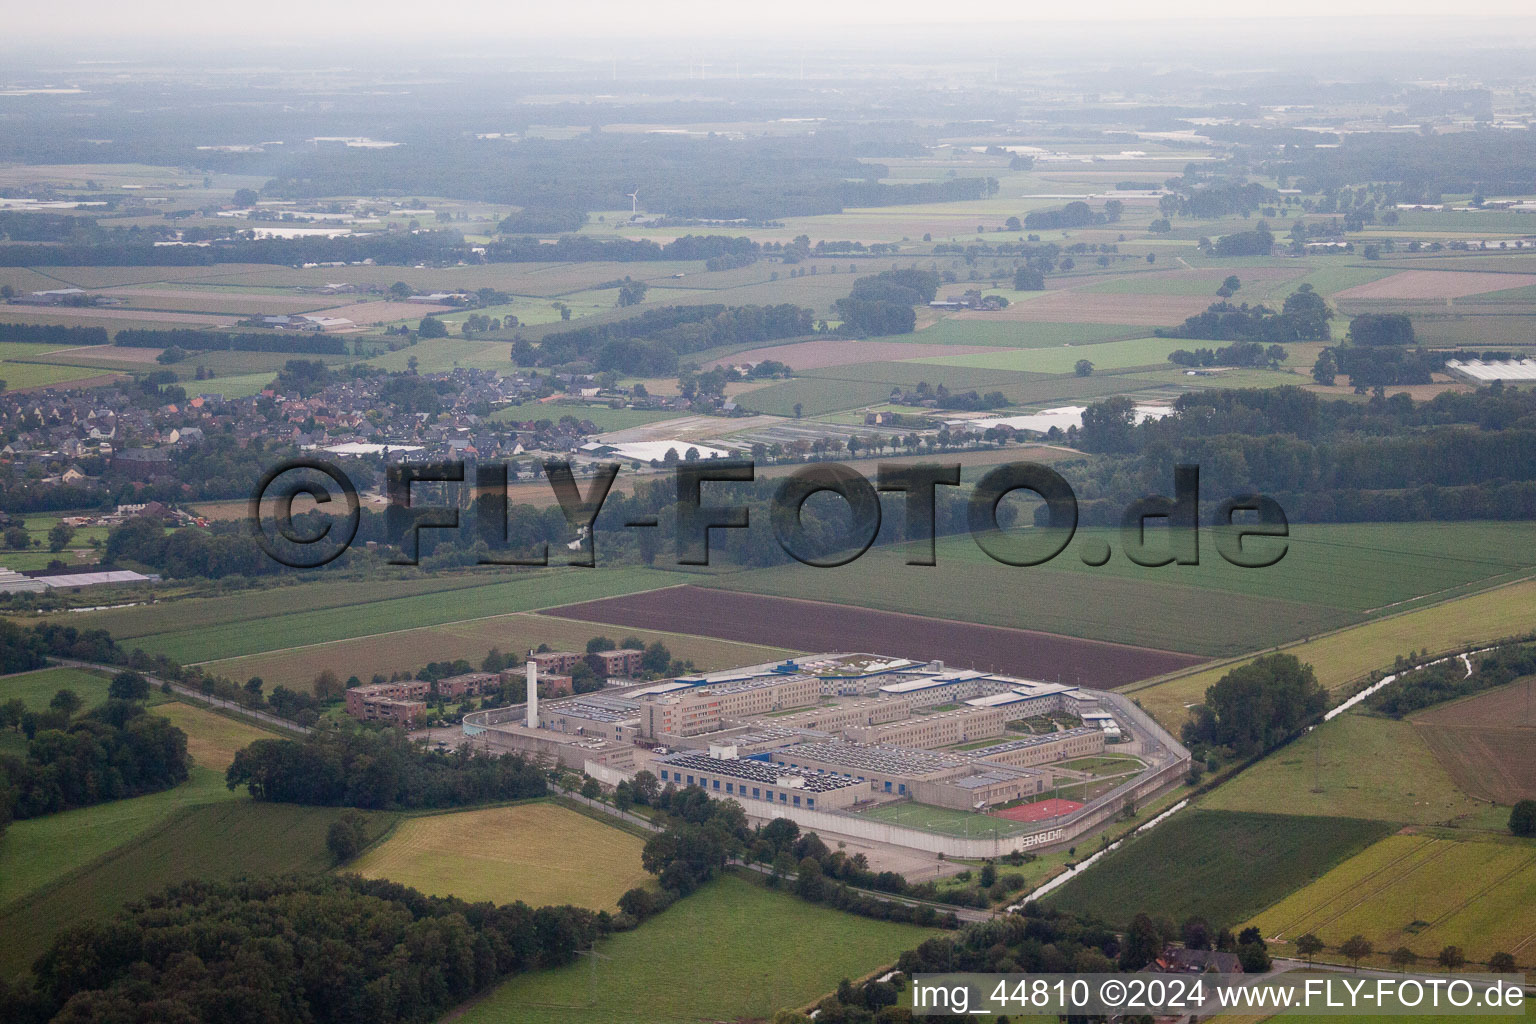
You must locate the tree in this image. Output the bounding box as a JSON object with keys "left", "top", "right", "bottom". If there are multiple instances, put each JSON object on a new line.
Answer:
{"left": 580, "top": 777, "right": 601, "bottom": 799}
{"left": 326, "top": 811, "right": 369, "bottom": 864}
{"left": 1391, "top": 946, "right": 1416, "bottom": 971}
{"left": 795, "top": 856, "right": 824, "bottom": 901}
{"left": 1348, "top": 313, "right": 1415, "bottom": 347}
{"left": 1340, "top": 935, "right": 1373, "bottom": 970}
{"left": 233, "top": 187, "right": 259, "bottom": 207}
{"left": 1488, "top": 951, "right": 1517, "bottom": 973}
{"left": 1004, "top": 216, "right": 1021, "bottom": 232}
{"left": 1182, "top": 654, "right": 1327, "bottom": 758}
{"left": 1509, "top": 799, "right": 1536, "bottom": 837}
{"left": 418, "top": 316, "right": 448, "bottom": 339}
{"left": 640, "top": 641, "right": 672, "bottom": 676}
{"left": 3, "top": 526, "right": 28, "bottom": 550}
{"left": 1295, "top": 933, "right": 1324, "bottom": 964}
{"left": 1437, "top": 945, "right": 1466, "bottom": 971}
{"left": 1119, "top": 913, "right": 1163, "bottom": 970}
{"left": 1312, "top": 348, "right": 1338, "bottom": 386}
{"left": 108, "top": 671, "right": 150, "bottom": 701}
{"left": 48, "top": 689, "right": 82, "bottom": 716}
{"left": 631, "top": 770, "right": 659, "bottom": 805}
{"left": 586, "top": 636, "right": 615, "bottom": 654}
{"left": 1013, "top": 266, "right": 1045, "bottom": 291}
{"left": 1074, "top": 358, "right": 1094, "bottom": 377}
{"left": 1182, "top": 916, "right": 1213, "bottom": 951}
{"left": 313, "top": 669, "right": 343, "bottom": 701}
{"left": 792, "top": 403, "right": 803, "bottom": 419}
{"left": 47, "top": 522, "right": 75, "bottom": 552}
{"left": 389, "top": 281, "right": 412, "bottom": 299}
{"left": 1218, "top": 274, "right": 1242, "bottom": 298}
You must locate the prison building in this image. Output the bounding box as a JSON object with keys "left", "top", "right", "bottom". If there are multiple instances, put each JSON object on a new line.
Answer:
{"left": 353, "top": 697, "right": 427, "bottom": 727}
{"left": 968, "top": 726, "right": 1106, "bottom": 768}
{"left": 588, "top": 648, "right": 645, "bottom": 679}
{"left": 639, "top": 673, "right": 821, "bottom": 739}
{"left": 538, "top": 693, "right": 641, "bottom": 742}
{"left": 345, "top": 680, "right": 430, "bottom": 718}
{"left": 765, "top": 740, "right": 973, "bottom": 797}
{"left": 911, "top": 766, "right": 1051, "bottom": 811}
{"left": 964, "top": 681, "right": 1099, "bottom": 718}
{"left": 792, "top": 654, "right": 925, "bottom": 696}
{"left": 532, "top": 651, "right": 584, "bottom": 674}
{"left": 876, "top": 671, "right": 994, "bottom": 709}
{"left": 846, "top": 703, "right": 1011, "bottom": 748}
{"left": 655, "top": 751, "right": 862, "bottom": 811}
{"left": 536, "top": 673, "right": 574, "bottom": 698}
{"left": 433, "top": 672, "right": 500, "bottom": 699}
{"left": 763, "top": 697, "right": 913, "bottom": 735}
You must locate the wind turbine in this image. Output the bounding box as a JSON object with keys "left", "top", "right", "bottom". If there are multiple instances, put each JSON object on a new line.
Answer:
{"left": 625, "top": 189, "right": 639, "bottom": 215}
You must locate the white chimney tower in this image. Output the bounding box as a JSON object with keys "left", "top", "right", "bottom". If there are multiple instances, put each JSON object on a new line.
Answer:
{"left": 525, "top": 651, "right": 539, "bottom": 729}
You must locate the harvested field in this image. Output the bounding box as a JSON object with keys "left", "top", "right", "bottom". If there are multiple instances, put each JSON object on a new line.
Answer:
{"left": 96, "top": 286, "right": 335, "bottom": 316}
{"left": 1412, "top": 677, "right": 1536, "bottom": 804}
{"left": 53, "top": 343, "right": 164, "bottom": 363}
{"left": 951, "top": 292, "right": 1217, "bottom": 325}
{"left": 0, "top": 305, "right": 232, "bottom": 327}
{"left": 539, "top": 585, "right": 1203, "bottom": 686}
{"left": 313, "top": 299, "right": 455, "bottom": 322}
{"left": 1336, "top": 270, "right": 1536, "bottom": 301}
{"left": 350, "top": 802, "right": 649, "bottom": 910}
{"left": 703, "top": 339, "right": 995, "bottom": 370}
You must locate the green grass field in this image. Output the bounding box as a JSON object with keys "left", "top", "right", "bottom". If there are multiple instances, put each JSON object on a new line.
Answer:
{"left": 903, "top": 319, "right": 1149, "bottom": 348}
{"left": 1201, "top": 713, "right": 1498, "bottom": 827}
{"left": 0, "top": 666, "right": 118, "bottom": 716}
{"left": 853, "top": 800, "right": 1037, "bottom": 838}
{"left": 907, "top": 336, "right": 1214, "bottom": 375}
{"left": 0, "top": 766, "right": 236, "bottom": 910}
{"left": 708, "top": 522, "right": 1536, "bottom": 658}
{"left": 0, "top": 800, "right": 396, "bottom": 979}
{"left": 92, "top": 566, "right": 678, "bottom": 664}
{"left": 350, "top": 802, "right": 649, "bottom": 910}
{"left": 734, "top": 376, "right": 898, "bottom": 416}
{"left": 1130, "top": 576, "right": 1536, "bottom": 731}
{"left": 451, "top": 872, "right": 936, "bottom": 1024}
{"left": 1044, "top": 810, "right": 1393, "bottom": 929}
{"left": 1245, "top": 834, "right": 1536, "bottom": 965}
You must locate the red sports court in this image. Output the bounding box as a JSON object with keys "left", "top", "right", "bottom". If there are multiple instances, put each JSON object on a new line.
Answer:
{"left": 992, "top": 798, "right": 1084, "bottom": 823}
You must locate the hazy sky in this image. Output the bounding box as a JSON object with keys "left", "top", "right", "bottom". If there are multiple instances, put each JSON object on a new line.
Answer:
{"left": 9, "top": 1, "right": 1536, "bottom": 42}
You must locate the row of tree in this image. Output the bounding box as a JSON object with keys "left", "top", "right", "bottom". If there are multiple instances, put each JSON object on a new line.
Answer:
{"left": 0, "top": 874, "right": 610, "bottom": 1024}
{"left": 224, "top": 727, "right": 547, "bottom": 810}
{"left": 0, "top": 324, "right": 110, "bottom": 346}
{"left": 533, "top": 303, "right": 814, "bottom": 374}
{"left": 114, "top": 328, "right": 349, "bottom": 355}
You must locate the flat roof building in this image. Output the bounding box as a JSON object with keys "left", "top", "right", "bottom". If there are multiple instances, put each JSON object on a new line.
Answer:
{"left": 656, "top": 751, "right": 863, "bottom": 811}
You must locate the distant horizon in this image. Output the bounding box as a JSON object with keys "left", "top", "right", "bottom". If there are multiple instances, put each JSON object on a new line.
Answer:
{"left": 7, "top": 6, "right": 1536, "bottom": 48}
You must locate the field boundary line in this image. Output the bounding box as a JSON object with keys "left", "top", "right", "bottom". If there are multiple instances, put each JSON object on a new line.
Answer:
{"left": 1263, "top": 836, "right": 1436, "bottom": 938}
{"left": 1411, "top": 850, "right": 1536, "bottom": 947}
{"left": 1278, "top": 839, "right": 1449, "bottom": 939}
